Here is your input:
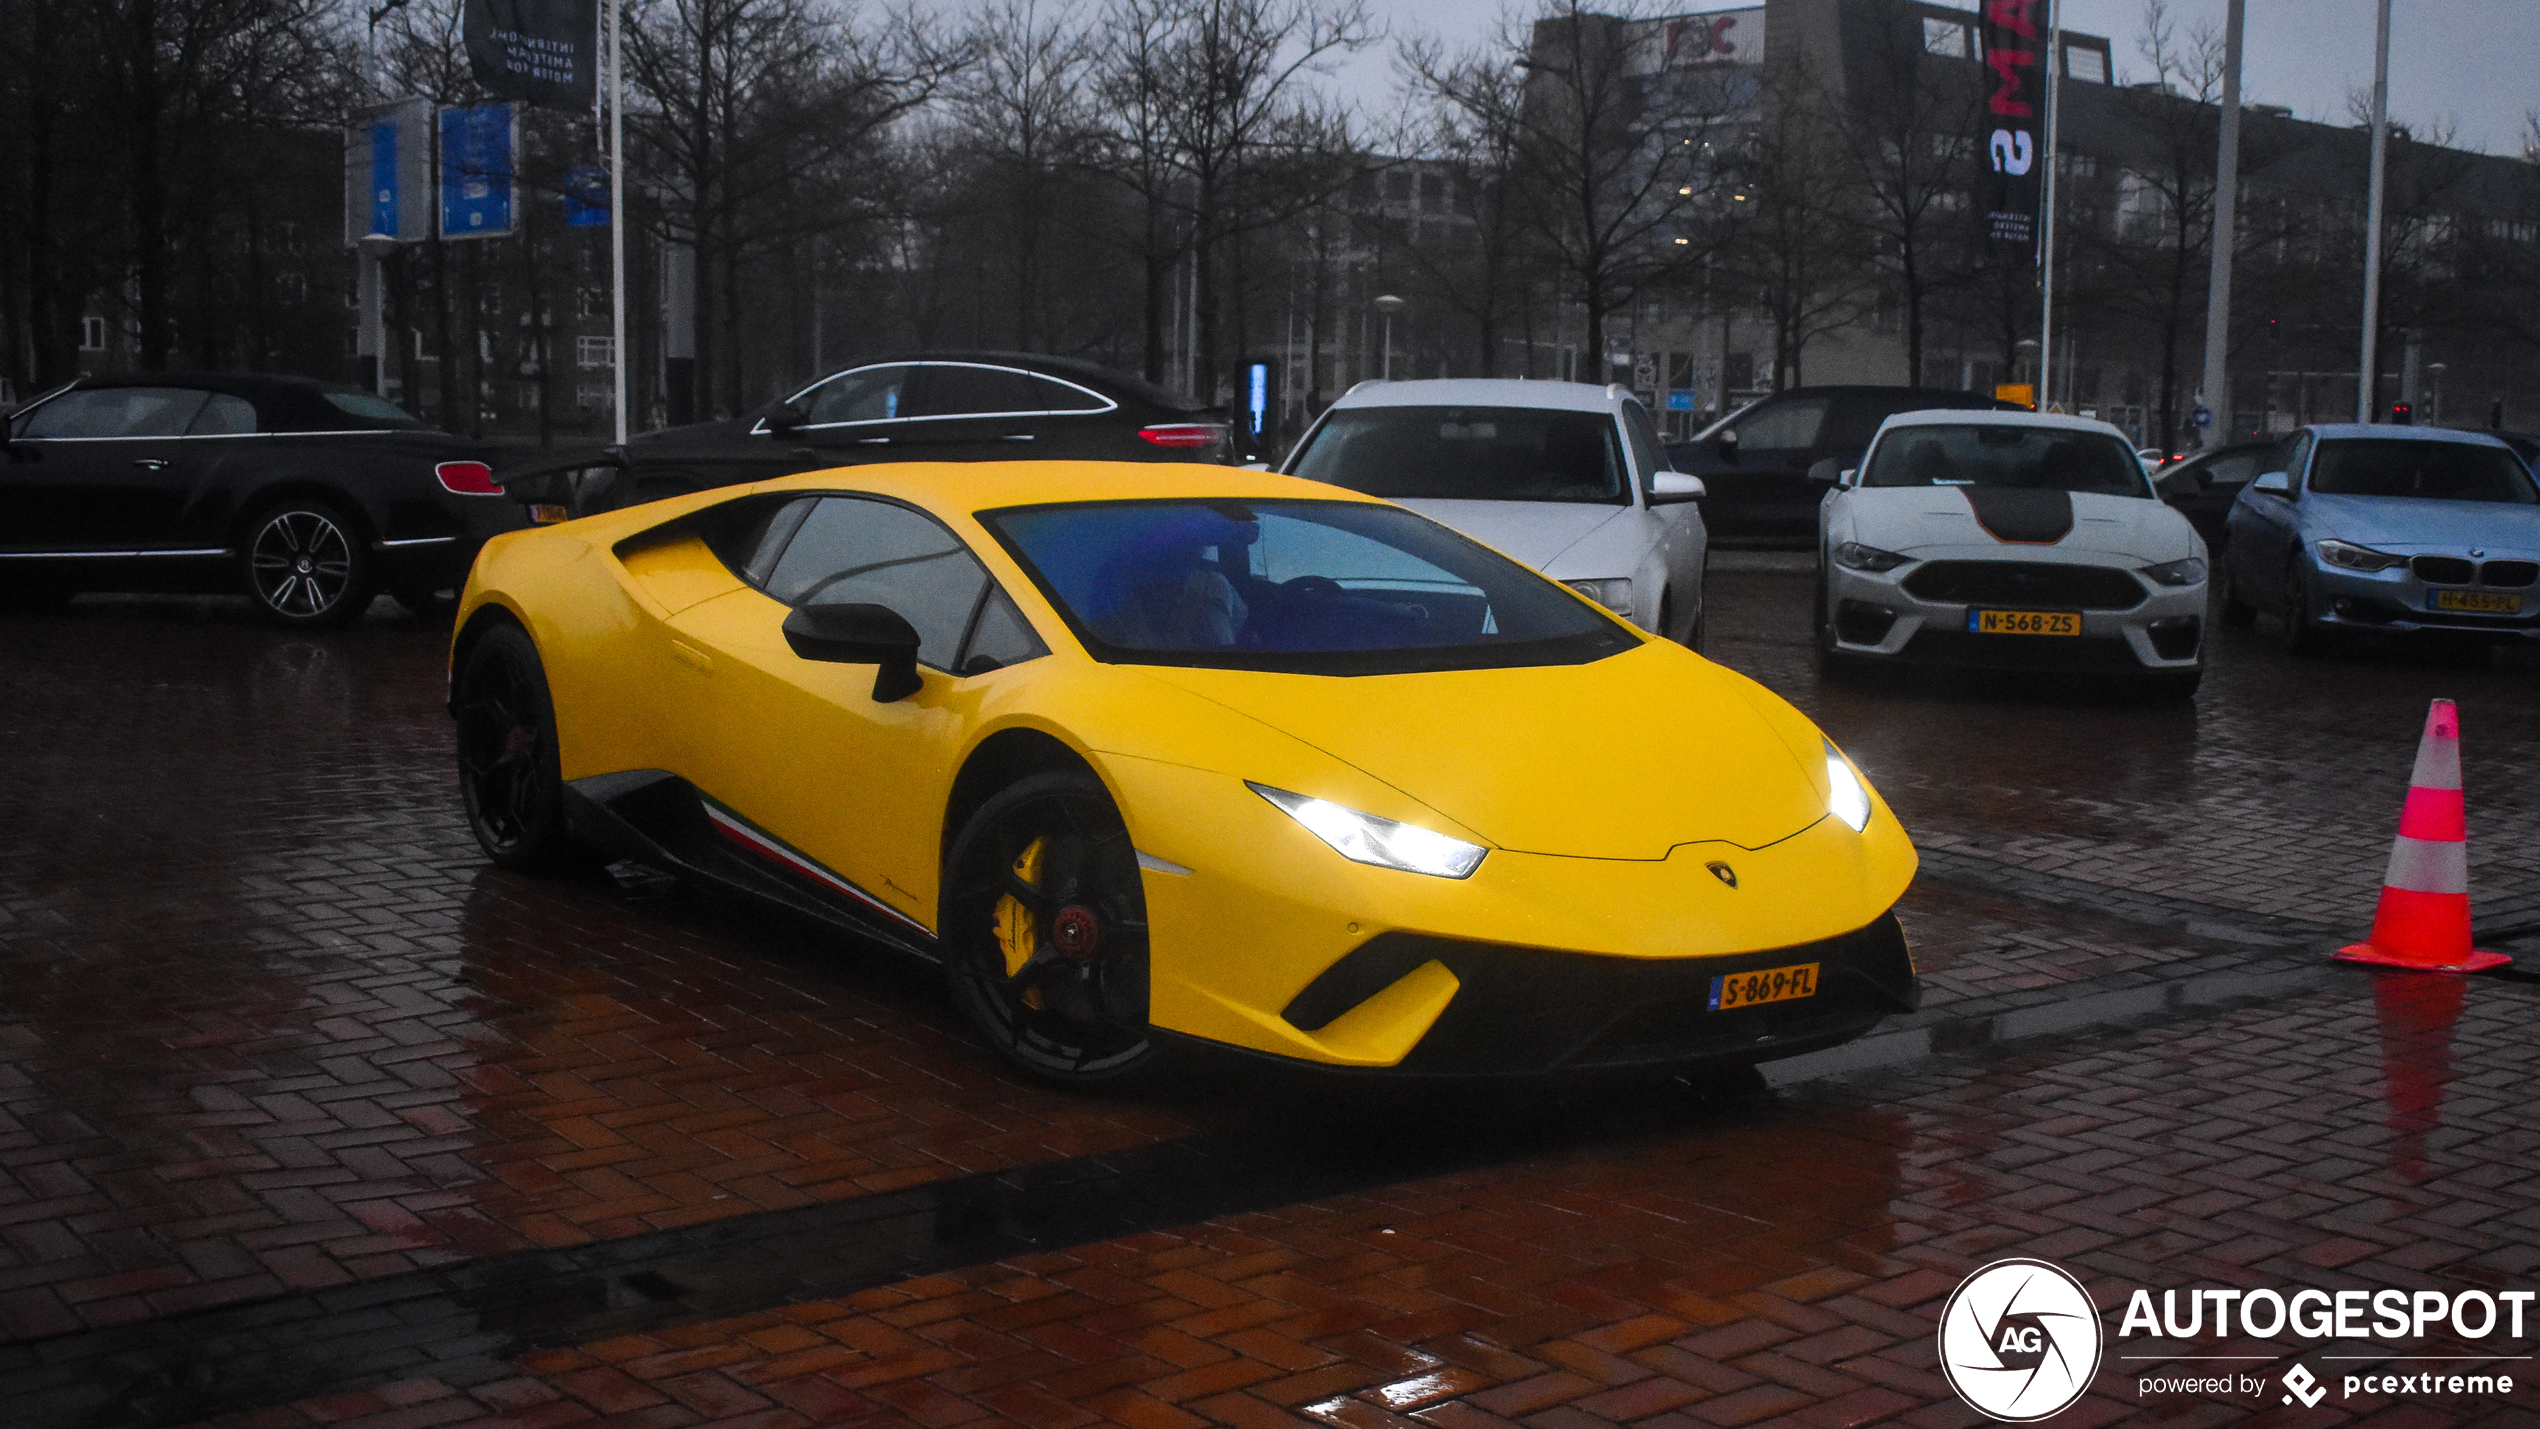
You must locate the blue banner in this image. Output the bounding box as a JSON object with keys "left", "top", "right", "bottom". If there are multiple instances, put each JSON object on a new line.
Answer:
{"left": 439, "top": 104, "right": 516, "bottom": 240}
{"left": 563, "top": 165, "right": 610, "bottom": 228}
{"left": 369, "top": 120, "right": 400, "bottom": 237}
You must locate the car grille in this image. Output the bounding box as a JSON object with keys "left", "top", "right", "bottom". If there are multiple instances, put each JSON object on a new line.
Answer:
{"left": 1900, "top": 561, "right": 2146, "bottom": 610}
{"left": 2413, "top": 555, "right": 2476, "bottom": 584}
{"left": 2482, "top": 560, "right": 2538, "bottom": 589}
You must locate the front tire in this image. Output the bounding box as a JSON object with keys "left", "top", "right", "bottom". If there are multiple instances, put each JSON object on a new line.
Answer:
{"left": 940, "top": 772, "right": 1158, "bottom": 1085}
{"left": 454, "top": 623, "right": 588, "bottom": 872}
{"left": 244, "top": 501, "right": 375, "bottom": 627}
{"left": 2281, "top": 561, "right": 2327, "bottom": 656}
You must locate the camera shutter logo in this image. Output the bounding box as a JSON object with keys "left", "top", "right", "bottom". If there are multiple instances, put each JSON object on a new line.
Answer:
{"left": 1937, "top": 1259, "right": 2103, "bottom": 1421}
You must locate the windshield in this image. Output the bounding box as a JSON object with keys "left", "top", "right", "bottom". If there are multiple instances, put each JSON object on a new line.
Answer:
{"left": 322, "top": 391, "right": 424, "bottom": 427}
{"left": 981, "top": 499, "right": 1637, "bottom": 675}
{"left": 2307, "top": 439, "right": 2537, "bottom": 503}
{"left": 1290, "top": 406, "right": 1629, "bottom": 505}
{"left": 1862, "top": 424, "right": 2149, "bottom": 496}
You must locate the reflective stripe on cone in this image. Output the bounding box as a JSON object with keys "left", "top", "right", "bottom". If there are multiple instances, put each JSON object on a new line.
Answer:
{"left": 2336, "top": 698, "right": 2510, "bottom": 973}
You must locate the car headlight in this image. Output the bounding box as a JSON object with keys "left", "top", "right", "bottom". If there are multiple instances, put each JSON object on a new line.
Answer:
{"left": 1248, "top": 783, "right": 1487, "bottom": 879}
{"left": 1562, "top": 578, "right": 1633, "bottom": 616}
{"left": 1824, "top": 741, "right": 1872, "bottom": 832}
{"left": 2316, "top": 539, "right": 2407, "bottom": 573}
{"left": 2140, "top": 556, "right": 2208, "bottom": 586}
{"left": 1831, "top": 542, "right": 1911, "bottom": 574}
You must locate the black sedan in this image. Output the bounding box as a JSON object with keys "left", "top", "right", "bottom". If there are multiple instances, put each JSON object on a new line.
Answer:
{"left": 498, "top": 351, "right": 1239, "bottom": 521}
{"left": 1668, "top": 385, "right": 2027, "bottom": 541}
{"left": 2, "top": 374, "right": 520, "bottom": 625}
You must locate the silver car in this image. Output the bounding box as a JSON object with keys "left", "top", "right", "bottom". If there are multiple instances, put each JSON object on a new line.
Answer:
{"left": 2220, "top": 424, "right": 2540, "bottom": 654}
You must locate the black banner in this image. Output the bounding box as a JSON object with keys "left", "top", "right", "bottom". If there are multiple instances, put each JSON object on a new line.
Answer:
{"left": 1977, "top": 0, "right": 2050, "bottom": 258}
{"left": 464, "top": 0, "right": 598, "bottom": 112}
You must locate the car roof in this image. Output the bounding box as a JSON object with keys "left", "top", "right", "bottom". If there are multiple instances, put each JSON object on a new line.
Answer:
{"left": 837, "top": 350, "right": 1208, "bottom": 413}
{"left": 2299, "top": 423, "right": 2514, "bottom": 447}
{"left": 1328, "top": 378, "right": 1624, "bottom": 414}
{"left": 56, "top": 371, "right": 423, "bottom": 432}
{"left": 1874, "top": 408, "right": 2135, "bottom": 442}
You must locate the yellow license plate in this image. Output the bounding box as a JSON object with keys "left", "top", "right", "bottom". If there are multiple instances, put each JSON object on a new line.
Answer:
{"left": 1969, "top": 608, "right": 2082, "bottom": 635}
{"left": 2430, "top": 590, "right": 2520, "bottom": 614}
{"left": 1710, "top": 962, "right": 1819, "bottom": 1011}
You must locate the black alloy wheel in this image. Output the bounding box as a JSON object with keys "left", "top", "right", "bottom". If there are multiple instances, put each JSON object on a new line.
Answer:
{"left": 940, "top": 771, "right": 1157, "bottom": 1085}
{"left": 454, "top": 623, "right": 587, "bottom": 872}
{"left": 245, "top": 502, "right": 373, "bottom": 627}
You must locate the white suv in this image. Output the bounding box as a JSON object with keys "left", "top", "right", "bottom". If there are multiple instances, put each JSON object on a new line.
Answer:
{"left": 1281, "top": 379, "right": 1711, "bottom": 646}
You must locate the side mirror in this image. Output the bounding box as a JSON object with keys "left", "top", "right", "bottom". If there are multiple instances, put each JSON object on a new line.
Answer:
{"left": 1713, "top": 427, "right": 1739, "bottom": 456}
{"left": 1807, "top": 457, "right": 1844, "bottom": 485}
{"left": 783, "top": 602, "right": 924, "bottom": 702}
{"left": 764, "top": 400, "right": 810, "bottom": 435}
{"left": 1647, "top": 471, "right": 1705, "bottom": 504}
{"left": 2251, "top": 471, "right": 2291, "bottom": 495}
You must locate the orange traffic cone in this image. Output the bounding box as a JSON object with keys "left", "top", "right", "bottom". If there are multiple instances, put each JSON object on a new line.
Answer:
{"left": 2336, "top": 699, "right": 2510, "bottom": 973}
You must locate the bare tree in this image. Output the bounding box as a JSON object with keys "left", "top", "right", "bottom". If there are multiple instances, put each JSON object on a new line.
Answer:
{"left": 944, "top": 0, "right": 1096, "bottom": 352}
{"left": 1728, "top": 53, "right": 1873, "bottom": 389}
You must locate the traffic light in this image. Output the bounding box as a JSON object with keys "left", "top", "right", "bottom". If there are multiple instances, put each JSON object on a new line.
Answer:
{"left": 2389, "top": 402, "right": 2413, "bottom": 426}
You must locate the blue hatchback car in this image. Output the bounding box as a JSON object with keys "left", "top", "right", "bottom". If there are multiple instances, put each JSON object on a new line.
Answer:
{"left": 2220, "top": 425, "right": 2540, "bottom": 653}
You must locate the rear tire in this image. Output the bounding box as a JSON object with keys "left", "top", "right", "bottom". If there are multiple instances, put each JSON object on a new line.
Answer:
{"left": 940, "top": 771, "right": 1159, "bottom": 1086}
{"left": 454, "top": 623, "right": 590, "bottom": 873}
{"left": 244, "top": 500, "right": 375, "bottom": 628}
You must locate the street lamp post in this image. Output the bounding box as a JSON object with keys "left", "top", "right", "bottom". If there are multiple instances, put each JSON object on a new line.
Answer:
{"left": 1374, "top": 295, "right": 1406, "bottom": 380}
{"left": 2357, "top": 0, "right": 2393, "bottom": 421}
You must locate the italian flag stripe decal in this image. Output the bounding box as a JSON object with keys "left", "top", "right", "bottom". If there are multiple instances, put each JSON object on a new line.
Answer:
{"left": 699, "top": 799, "right": 932, "bottom": 935}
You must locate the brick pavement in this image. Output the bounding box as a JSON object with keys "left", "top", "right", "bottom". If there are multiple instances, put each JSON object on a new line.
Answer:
{"left": 184, "top": 971, "right": 2540, "bottom": 1429}
{"left": 6, "top": 580, "right": 2540, "bottom": 1428}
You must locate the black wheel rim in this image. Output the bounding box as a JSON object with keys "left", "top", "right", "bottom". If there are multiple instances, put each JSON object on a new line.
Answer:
{"left": 946, "top": 790, "right": 1150, "bottom": 1076}
{"left": 455, "top": 646, "right": 543, "bottom": 853}
{"left": 250, "top": 511, "right": 354, "bottom": 617}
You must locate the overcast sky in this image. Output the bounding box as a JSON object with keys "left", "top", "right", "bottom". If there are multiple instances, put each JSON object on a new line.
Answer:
{"left": 1299, "top": 0, "right": 2536, "bottom": 155}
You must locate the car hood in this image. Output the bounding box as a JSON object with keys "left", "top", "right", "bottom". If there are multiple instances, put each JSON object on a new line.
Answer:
{"left": 1135, "top": 642, "right": 1832, "bottom": 860}
{"left": 1388, "top": 499, "right": 1629, "bottom": 572}
{"left": 1839, "top": 486, "right": 2197, "bottom": 562}
{"left": 2301, "top": 494, "right": 2540, "bottom": 554}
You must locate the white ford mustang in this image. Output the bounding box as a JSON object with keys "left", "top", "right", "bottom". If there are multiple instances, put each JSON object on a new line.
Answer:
{"left": 1282, "top": 379, "right": 1712, "bottom": 647}
{"left": 1813, "top": 410, "right": 2209, "bottom": 696}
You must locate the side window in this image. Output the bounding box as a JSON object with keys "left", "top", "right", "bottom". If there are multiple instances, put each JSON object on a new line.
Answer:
{"left": 907, "top": 364, "right": 1037, "bottom": 419}
{"left": 763, "top": 497, "right": 989, "bottom": 669}
{"left": 2202, "top": 452, "right": 2261, "bottom": 488}
{"left": 1821, "top": 397, "right": 1894, "bottom": 451}
{"left": 18, "top": 387, "right": 209, "bottom": 438}
{"left": 189, "top": 394, "right": 258, "bottom": 435}
{"left": 1733, "top": 397, "right": 1830, "bottom": 451}
{"left": 1619, "top": 403, "right": 1667, "bottom": 492}
{"left": 802, "top": 366, "right": 912, "bottom": 425}
{"left": 956, "top": 588, "right": 1049, "bottom": 674}
{"left": 1029, "top": 375, "right": 1109, "bottom": 413}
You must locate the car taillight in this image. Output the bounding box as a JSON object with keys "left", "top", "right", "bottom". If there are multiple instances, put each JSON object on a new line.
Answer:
{"left": 1138, "top": 423, "right": 1226, "bottom": 450}
{"left": 436, "top": 460, "right": 501, "bottom": 495}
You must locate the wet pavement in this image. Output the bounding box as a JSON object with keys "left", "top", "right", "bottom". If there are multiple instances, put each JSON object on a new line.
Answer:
{"left": 2, "top": 573, "right": 2537, "bottom": 1429}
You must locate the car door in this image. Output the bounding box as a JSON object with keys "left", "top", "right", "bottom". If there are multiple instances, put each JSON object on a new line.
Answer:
{"left": 2226, "top": 432, "right": 2311, "bottom": 602}
{"left": 3, "top": 386, "right": 209, "bottom": 549}
{"left": 893, "top": 364, "right": 1044, "bottom": 461}
{"left": 1015, "top": 372, "right": 1122, "bottom": 460}
{"left": 666, "top": 494, "right": 1025, "bottom": 931}
{"left": 1706, "top": 395, "right": 1831, "bottom": 535}
{"left": 1620, "top": 400, "right": 1702, "bottom": 628}
{"left": 792, "top": 364, "right": 919, "bottom": 465}
{"left": 2167, "top": 445, "right": 2264, "bottom": 548}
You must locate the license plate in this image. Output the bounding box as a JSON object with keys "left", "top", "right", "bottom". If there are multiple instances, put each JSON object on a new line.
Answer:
{"left": 1709, "top": 962, "right": 1819, "bottom": 1011}
{"left": 1968, "top": 608, "right": 2082, "bottom": 636}
{"left": 2429, "top": 590, "right": 2520, "bottom": 615}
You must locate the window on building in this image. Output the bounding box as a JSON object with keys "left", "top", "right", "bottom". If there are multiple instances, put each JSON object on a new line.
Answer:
{"left": 577, "top": 384, "right": 615, "bottom": 410}
{"left": 2063, "top": 43, "right": 2111, "bottom": 84}
{"left": 578, "top": 335, "right": 616, "bottom": 368}
{"left": 1384, "top": 170, "right": 1413, "bottom": 204}
{"left": 578, "top": 287, "right": 605, "bottom": 318}
{"left": 1922, "top": 19, "right": 1972, "bottom": 57}
{"left": 79, "top": 315, "right": 108, "bottom": 351}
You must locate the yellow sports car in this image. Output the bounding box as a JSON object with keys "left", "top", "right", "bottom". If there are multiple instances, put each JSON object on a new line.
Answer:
{"left": 450, "top": 461, "right": 1918, "bottom": 1084}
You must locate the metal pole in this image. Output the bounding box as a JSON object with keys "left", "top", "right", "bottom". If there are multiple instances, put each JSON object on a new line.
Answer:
{"left": 608, "top": 0, "right": 627, "bottom": 445}
{"left": 1382, "top": 313, "right": 1393, "bottom": 380}
{"left": 2356, "top": 0, "right": 2392, "bottom": 422}
{"left": 2199, "top": 0, "right": 2245, "bottom": 448}
{"left": 2037, "top": 5, "right": 2062, "bottom": 411}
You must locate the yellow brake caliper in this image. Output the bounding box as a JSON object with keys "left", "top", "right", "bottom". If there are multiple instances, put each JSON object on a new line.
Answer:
{"left": 994, "top": 838, "right": 1046, "bottom": 1005}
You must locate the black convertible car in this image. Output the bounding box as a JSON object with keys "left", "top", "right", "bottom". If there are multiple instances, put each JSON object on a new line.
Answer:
{"left": 2, "top": 374, "right": 519, "bottom": 625}
{"left": 497, "top": 351, "right": 1239, "bottom": 521}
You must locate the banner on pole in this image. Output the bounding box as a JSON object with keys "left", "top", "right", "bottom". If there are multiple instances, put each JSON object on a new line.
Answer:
{"left": 463, "top": 0, "right": 599, "bottom": 111}
{"left": 563, "top": 165, "right": 611, "bottom": 227}
{"left": 1976, "top": 0, "right": 2052, "bottom": 259}
{"left": 439, "top": 104, "right": 518, "bottom": 240}
{"left": 344, "top": 98, "right": 433, "bottom": 247}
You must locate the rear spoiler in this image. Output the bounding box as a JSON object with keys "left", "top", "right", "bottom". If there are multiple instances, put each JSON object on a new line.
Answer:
{"left": 490, "top": 446, "right": 633, "bottom": 524}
